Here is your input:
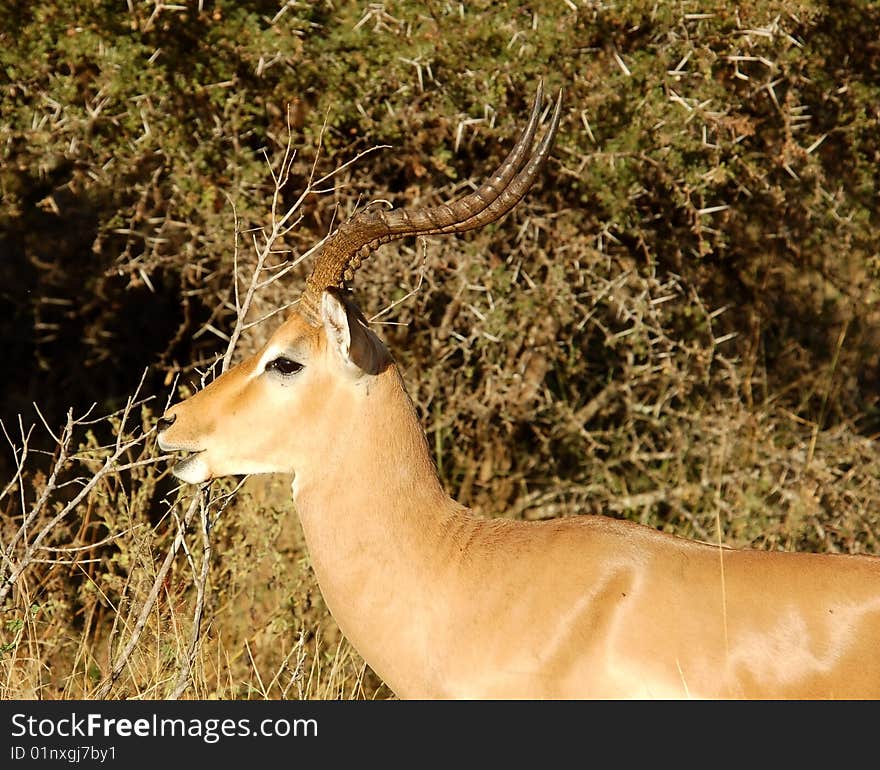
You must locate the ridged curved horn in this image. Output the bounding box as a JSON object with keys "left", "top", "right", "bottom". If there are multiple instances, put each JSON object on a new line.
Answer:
{"left": 299, "top": 82, "right": 563, "bottom": 325}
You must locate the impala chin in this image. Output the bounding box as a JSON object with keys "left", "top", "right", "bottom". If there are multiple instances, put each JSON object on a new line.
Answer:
{"left": 171, "top": 453, "right": 212, "bottom": 485}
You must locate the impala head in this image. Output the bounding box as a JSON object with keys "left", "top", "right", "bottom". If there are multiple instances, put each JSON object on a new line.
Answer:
{"left": 157, "top": 84, "right": 562, "bottom": 484}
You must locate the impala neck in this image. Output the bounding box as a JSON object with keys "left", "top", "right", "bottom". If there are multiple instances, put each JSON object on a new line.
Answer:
{"left": 290, "top": 365, "right": 463, "bottom": 692}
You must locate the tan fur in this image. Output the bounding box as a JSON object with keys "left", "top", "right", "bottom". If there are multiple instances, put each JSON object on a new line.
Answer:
{"left": 158, "top": 300, "right": 880, "bottom": 700}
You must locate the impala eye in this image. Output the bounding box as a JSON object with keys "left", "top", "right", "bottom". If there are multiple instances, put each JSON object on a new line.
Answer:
{"left": 265, "top": 357, "right": 303, "bottom": 376}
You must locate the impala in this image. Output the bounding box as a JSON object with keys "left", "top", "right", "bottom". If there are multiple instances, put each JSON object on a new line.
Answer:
{"left": 157, "top": 84, "right": 880, "bottom": 699}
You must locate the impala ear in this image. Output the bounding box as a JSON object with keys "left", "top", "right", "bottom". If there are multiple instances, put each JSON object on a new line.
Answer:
{"left": 321, "top": 288, "right": 390, "bottom": 377}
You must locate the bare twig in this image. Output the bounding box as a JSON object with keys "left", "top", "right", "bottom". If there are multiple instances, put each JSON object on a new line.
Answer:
{"left": 0, "top": 378, "right": 152, "bottom": 605}
{"left": 169, "top": 475, "right": 246, "bottom": 699}
{"left": 220, "top": 112, "right": 390, "bottom": 372}
{"left": 94, "top": 490, "right": 202, "bottom": 698}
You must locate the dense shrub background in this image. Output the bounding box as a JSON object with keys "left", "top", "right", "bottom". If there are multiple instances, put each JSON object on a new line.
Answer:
{"left": 1, "top": 1, "right": 878, "bottom": 698}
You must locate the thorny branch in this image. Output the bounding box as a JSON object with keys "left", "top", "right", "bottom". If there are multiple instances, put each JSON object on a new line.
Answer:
{"left": 0, "top": 373, "right": 159, "bottom": 607}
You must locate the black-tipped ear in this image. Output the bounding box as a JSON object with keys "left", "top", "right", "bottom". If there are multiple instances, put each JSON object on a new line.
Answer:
{"left": 321, "top": 288, "right": 391, "bottom": 376}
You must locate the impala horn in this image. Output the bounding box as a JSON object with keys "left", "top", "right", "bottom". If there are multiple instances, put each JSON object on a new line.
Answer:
{"left": 298, "top": 82, "right": 563, "bottom": 325}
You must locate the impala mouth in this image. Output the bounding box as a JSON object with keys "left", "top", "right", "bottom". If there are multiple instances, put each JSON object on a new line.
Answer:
{"left": 158, "top": 435, "right": 211, "bottom": 485}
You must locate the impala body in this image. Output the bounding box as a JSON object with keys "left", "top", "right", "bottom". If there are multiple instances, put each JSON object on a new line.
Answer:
{"left": 158, "top": 86, "right": 880, "bottom": 699}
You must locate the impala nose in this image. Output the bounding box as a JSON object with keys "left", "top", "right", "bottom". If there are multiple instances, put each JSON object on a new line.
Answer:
{"left": 156, "top": 413, "right": 177, "bottom": 433}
